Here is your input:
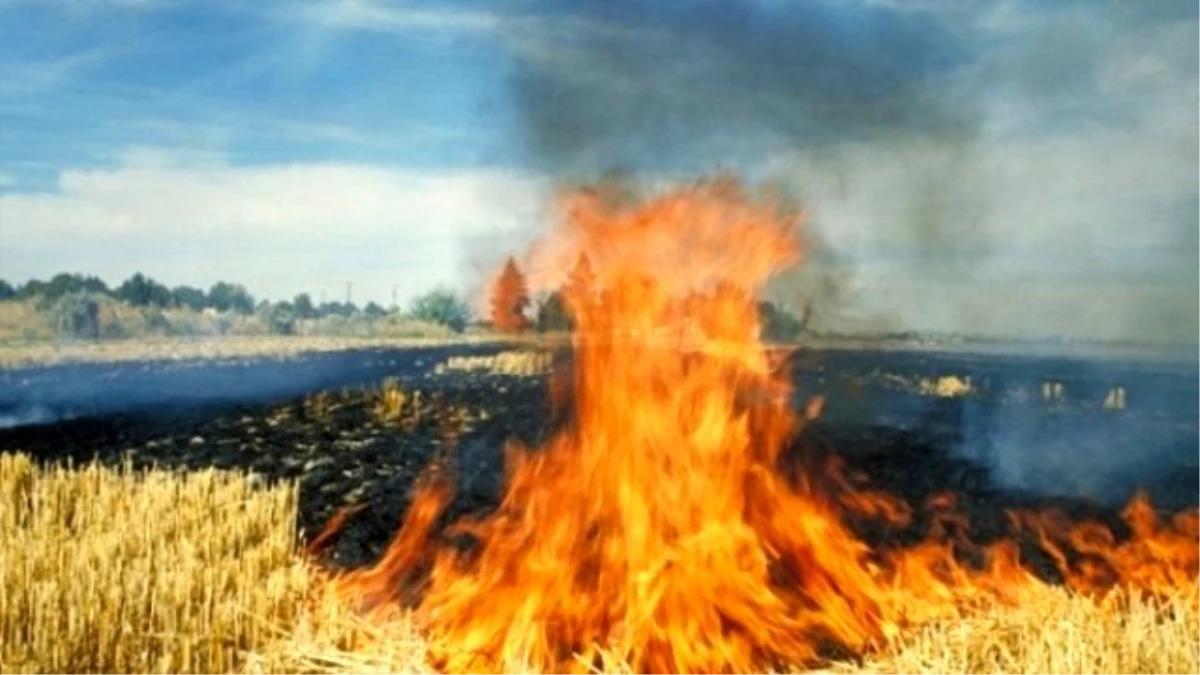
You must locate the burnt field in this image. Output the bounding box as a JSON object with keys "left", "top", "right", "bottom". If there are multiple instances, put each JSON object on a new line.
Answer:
{"left": 1, "top": 343, "right": 1196, "bottom": 570}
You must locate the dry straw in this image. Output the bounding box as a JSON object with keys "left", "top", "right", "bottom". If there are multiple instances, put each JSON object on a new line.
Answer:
{"left": 1, "top": 451, "right": 1196, "bottom": 674}
{"left": 832, "top": 583, "right": 1200, "bottom": 675}
{"left": 0, "top": 453, "right": 308, "bottom": 673}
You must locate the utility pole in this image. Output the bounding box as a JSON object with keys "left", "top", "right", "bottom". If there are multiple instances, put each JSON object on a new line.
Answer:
{"left": 392, "top": 285, "right": 398, "bottom": 312}
{"left": 345, "top": 281, "right": 352, "bottom": 305}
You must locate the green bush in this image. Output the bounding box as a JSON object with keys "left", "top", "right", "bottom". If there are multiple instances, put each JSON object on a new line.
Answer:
{"left": 408, "top": 287, "right": 470, "bottom": 333}
{"left": 49, "top": 292, "right": 103, "bottom": 339}
{"left": 260, "top": 302, "right": 297, "bottom": 335}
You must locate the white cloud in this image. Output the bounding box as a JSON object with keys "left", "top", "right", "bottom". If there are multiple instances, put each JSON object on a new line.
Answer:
{"left": 0, "top": 150, "right": 550, "bottom": 307}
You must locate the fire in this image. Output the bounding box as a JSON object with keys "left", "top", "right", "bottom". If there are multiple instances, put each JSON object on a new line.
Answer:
{"left": 326, "top": 178, "right": 1199, "bottom": 673}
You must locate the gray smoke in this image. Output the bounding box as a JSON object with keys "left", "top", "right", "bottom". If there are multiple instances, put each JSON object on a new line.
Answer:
{"left": 504, "top": 2, "right": 973, "bottom": 171}
{"left": 492, "top": 0, "right": 979, "bottom": 331}
{"left": 953, "top": 360, "right": 1200, "bottom": 509}
{"left": 488, "top": 0, "right": 1198, "bottom": 345}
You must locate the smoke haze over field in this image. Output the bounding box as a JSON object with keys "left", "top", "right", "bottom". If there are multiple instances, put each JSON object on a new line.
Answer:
{"left": 491, "top": 0, "right": 1198, "bottom": 345}
{"left": 0, "top": 0, "right": 1195, "bottom": 345}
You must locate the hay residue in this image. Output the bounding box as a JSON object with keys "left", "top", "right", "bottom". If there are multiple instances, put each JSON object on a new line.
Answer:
{"left": 434, "top": 350, "right": 552, "bottom": 377}
{"left": 918, "top": 375, "right": 973, "bottom": 398}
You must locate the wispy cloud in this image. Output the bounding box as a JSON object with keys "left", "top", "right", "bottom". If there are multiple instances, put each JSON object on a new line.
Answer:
{"left": 263, "top": 0, "right": 642, "bottom": 58}
{"left": 99, "top": 114, "right": 471, "bottom": 155}
{"left": 0, "top": 47, "right": 117, "bottom": 98}
{"left": 293, "top": 0, "right": 499, "bottom": 34}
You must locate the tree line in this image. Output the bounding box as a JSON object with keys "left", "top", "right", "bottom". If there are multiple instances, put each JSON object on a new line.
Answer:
{"left": 485, "top": 255, "right": 808, "bottom": 341}
{"left": 0, "top": 272, "right": 475, "bottom": 337}
{"left": 0, "top": 273, "right": 260, "bottom": 314}
{"left": 3, "top": 264, "right": 807, "bottom": 341}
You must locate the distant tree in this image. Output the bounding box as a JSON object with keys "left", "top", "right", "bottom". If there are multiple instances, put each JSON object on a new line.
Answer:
{"left": 292, "top": 293, "right": 316, "bottom": 319}
{"left": 17, "top": 279, "right": 47, "bottom": 300}
{"left": 207, "top": 281, "right": 255, "bottom": 314}
{"left": 83, "top": 275, "right": 110, "bottom": 295}
{"left": 536, "top": 292, "right": 572, "bottom": 332}
{"left": 13, "top": 275, "right": 102, "bottom": 303}
{"left": 117, "top": 273, "right": 171, "bottom": 307}
{"left": 489, "top": 256, "right": 530, "bottom": 333}
{"left": 149, "top": 282, "right": 172, "bottom": 307}
{"left": 171, "top": 285, "right": 207, "bottom": 311}
{"left": 40, "top": 273, "right": 110, "bottom": 302}
{"left": 265, "top": 301, "right": 297, "bottom": 335}
{"left": 0, "top": 279, "right": 15, "bottom": 301}
{"left": 115, "top": 273, "right": 144, "bottom": 305}
{"left": 318, "top": 301, "right": 354, "bottom": 318}
{"left": 409, "top": 286, "right": 470, "bottom": 333}
{"left": 363, "top": 301, "right": 386, "bottom": 318}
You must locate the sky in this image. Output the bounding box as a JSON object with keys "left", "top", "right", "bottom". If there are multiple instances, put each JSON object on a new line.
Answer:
{"left": 0, "top": 0, "right": 1196, "bottom": 344}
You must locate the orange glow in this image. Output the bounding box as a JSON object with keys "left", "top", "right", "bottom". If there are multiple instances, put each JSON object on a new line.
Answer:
{"left": 329, "top": 178, "right": 1199, "bottom": 673}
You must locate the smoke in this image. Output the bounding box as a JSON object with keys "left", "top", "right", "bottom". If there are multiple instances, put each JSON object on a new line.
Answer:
{"left": 0, "top": 403, "right": 64, "bottom": 430}
{"left": 952, "top": 359, "right": 1200, "bottom": 510}
{"left": 490, "top": 0, "right": 978, "bottom": 331}
{"left": 485, "top": 0, "right": 1198, "bottom": 344}
{"left": 0, "top": 345, "right": 508, "bottom": 430}
{"left": 504, "top": 1, "right": 972, "bottom": 172}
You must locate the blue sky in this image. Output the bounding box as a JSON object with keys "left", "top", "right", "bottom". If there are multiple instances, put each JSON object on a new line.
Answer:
{"left": 0, "top": 0, "right": 522, "bottom": 183}
{"left": 0, "top": 0, "right": 1196, "bottom": 343}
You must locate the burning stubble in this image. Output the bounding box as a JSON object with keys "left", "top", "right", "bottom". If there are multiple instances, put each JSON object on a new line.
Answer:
{"left": 328, "top": 179, "right": 1199, "bottom": 673}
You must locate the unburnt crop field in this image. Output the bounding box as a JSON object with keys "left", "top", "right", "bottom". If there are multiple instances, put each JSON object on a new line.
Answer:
{"left": 1, "top": 342, "right": 1197, "bottom": 673}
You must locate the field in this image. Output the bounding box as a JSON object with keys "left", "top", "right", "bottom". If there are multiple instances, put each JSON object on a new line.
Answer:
{"left": 0, "top": 333, "right": 502, "bottom": 370}
{"left": 1, "top": 342, "right": 1197, "bottom": 673}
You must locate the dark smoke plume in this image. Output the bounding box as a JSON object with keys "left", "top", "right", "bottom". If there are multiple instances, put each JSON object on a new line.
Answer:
{"left": 483, "top": 0, "right": 1197, "bottom": 345}
{"left": 504, "top": 0, "right": 972, "bottom": 172}
{"left": 494, "top": 0, "right": 982, "bottom": 332}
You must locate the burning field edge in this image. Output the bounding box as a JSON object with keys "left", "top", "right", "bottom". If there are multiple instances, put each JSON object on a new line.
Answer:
{"left": 2, "top": 451, "right": 1197, "bottom": 675}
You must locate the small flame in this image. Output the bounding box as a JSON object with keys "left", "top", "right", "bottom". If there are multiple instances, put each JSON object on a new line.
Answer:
{"left": 328, "top": 178, "right": 1198, "bottom": 673}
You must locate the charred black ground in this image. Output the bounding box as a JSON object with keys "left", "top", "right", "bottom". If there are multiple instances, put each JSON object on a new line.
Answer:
{"left": 0, "top": 345, "right": 1195, "bottom": 573}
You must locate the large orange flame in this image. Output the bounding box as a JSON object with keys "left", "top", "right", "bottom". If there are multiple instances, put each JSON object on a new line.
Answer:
{"left": 329, "top": 178, "right": 1198, "bottom": 673}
